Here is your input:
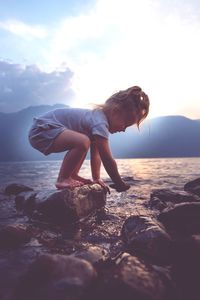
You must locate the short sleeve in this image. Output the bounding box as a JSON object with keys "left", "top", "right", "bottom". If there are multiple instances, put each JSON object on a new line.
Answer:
{"left": 92, "top": 123, "right": 109, "bottom": 139}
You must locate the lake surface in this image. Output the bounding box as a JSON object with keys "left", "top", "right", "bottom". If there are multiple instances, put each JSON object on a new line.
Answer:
{"left": 0, "top": 157, "right": 199, "bottom": 201}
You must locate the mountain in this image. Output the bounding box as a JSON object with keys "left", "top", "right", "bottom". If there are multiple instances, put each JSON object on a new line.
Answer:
{"left": 0, "top": 106, "right": 199, "bottom": 161}
{"left": 110, "top": 115, "right": 200, "bottom": 158}
{"left": 0, "top": 104, "right": 67, "bottom": 161}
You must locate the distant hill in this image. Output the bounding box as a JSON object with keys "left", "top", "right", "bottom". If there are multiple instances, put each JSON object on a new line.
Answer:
{"left": 0, "top": 105, "right": 199, "bottom": 161}
{"left": 110, "top": 115, "right": 200, "bottom": 158}
{"left": 0, "top": 104, "right": 67, "bottom": 161}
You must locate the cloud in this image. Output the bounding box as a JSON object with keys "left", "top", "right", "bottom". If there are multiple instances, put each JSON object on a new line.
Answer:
{"left": 0, "top": 19, "right": 48, "bottom": 39}
{"left": 0, "top": 60, "right": 75, "bottom": 112}
{"left": 0, "top": 0, "right": 200, "bottom": 118}
{"left": 44, "top": 0, "right": 200, "bottom": 118}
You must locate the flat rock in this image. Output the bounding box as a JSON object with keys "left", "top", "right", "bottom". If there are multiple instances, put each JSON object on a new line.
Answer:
{"left": 121, "top": 215, "right": 172, "bottom": 264}
{"left": 4, "top": 183, "right": 33, "bottom": 195}
{"left": 149, "top": 189, "right": 200, "bottom": 212}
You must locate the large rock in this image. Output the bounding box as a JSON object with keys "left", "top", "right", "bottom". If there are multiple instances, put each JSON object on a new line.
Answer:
{"left": 149, "top": 189, "right": 200, "bottom": 212}
{"left": 121, "top": 215, "right": 172, "bottom": 264}
{"left": 158, "top": 202, "right": 200, "bottom": 235}
{"left": 91, "top": 253, "right": 176, "bottom": 300}
{"left": 15, "top": 184, "right": 106, "bottom": 225}
{"left": 184, "top": 178, "right": 200, "bottom": 197}
{"left": 14, "top": 254, "right": 97, "bottom": 300}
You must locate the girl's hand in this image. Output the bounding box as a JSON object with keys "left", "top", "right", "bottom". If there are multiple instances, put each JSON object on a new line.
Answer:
{"left": 93, "top": 179, "right": 110, "bottom": 194}
{"left": 109, "top": 180, "right": 130, "bottom": 192}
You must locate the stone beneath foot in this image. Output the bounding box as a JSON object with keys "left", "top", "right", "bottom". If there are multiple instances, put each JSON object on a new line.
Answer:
{"left": 121, "top": 215, "right": 172, "bottom": 264}
{"left": 184, "top": 177, "right": 200, "bottom": 197}
{"left": 14, "top": 254, "right": 97, "bottom": 300}
{"left": 14, "top": 184, "right": 106, "bottom": 225}
{"left": 158, "top": 202, "right": 200, "bottom": 235}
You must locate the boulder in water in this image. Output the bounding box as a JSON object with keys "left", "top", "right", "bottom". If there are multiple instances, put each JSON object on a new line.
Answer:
{"left": 184, "top": 178, "right": 200, "bottom": 197}
{"left": 158, "top": 202, "right": 200, "bottom": 235}
{"left": 121, "top": 215, "right": 172, "bottom": 264}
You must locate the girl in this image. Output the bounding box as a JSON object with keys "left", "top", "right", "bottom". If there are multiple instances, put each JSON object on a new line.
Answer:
{"left": 28, "top": 86, "right": 149, "bottom": 193}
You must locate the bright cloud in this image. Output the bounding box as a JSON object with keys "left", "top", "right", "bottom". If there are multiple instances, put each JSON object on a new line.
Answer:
{"left": 42, "top": 0, "right": 200, "bottom": 119}
{"left": 0, "top": 0, "right": 199, "bottom": 118}
{"left": 0, "top": 19, "right": 48, "bottom": 39}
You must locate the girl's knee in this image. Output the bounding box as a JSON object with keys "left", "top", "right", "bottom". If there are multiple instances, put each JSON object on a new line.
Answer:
{"left": 79, "top": 136, "right": 90, "bottom": 151}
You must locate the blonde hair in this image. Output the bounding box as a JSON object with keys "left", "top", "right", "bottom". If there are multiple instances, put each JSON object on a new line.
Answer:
{"left": 101, "top": 86, "right": 150, "bottom": 128}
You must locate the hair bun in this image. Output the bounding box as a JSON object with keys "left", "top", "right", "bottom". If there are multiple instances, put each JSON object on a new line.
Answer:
{"left": 132, "top": 86, "right": 142, "bottom": 92}
{"left": 128, "top": 86, "right": 142, "bottom": 97}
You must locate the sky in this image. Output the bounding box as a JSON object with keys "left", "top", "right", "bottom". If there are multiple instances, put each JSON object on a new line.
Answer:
{"left": 0, "top": 0, "right": 200, "bottom": 119}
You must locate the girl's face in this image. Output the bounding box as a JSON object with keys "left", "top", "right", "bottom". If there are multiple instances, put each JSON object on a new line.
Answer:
{"left": 108, "top": 109, "right": 138, "bottom": 133}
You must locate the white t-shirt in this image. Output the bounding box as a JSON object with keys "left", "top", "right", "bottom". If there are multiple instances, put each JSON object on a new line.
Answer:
{"left": 28, "top": 107, "right": 110, "bottom": 155}
{"left": 33, "top": 107, "right": 110, "bottom": 139}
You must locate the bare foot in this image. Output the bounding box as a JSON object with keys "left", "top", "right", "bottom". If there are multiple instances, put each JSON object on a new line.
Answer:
{"left": 71, "top": 175, "right": 93, "bottom": 184}
{"left": 55, "top": 178, "right": 84, "bottom": 189}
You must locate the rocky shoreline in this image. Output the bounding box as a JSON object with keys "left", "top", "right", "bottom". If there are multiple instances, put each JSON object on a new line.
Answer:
{"left": 0, "top": 178, "right": 200, "bottom": 300}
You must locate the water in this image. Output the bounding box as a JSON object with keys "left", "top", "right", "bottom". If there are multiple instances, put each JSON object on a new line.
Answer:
{"left": 0, "top": 157, "right": 199, "bottom": 200}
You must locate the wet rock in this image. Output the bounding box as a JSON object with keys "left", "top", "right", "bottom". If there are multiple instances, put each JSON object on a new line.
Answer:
{"left": 184, "top": 177, "right": 200, "bottom": 197}
{"left": 149, "top": 189, "right": 200, "bottom": 212}
{"left": 92, "top": 253, "right": 175, "bottom": 300}
{"left": 0, "top": 224, "right": 31, "bottom": 248}
{"left": 14, "top": 254, "right": 97, "bottom": 300}
{"left": 4, "top": 183, "right": 33, "bottom": 195}
{"left": 72, "top": 245, "right": 109, "bottom": 265}
{"left": 13, "top": 184, "right": 106, "bottom": 225}
{"left": 121, "top": 215, "right": 172, "bottom": 264}
{"left": 158, "top": 202, "right": 200, "bottom": 235}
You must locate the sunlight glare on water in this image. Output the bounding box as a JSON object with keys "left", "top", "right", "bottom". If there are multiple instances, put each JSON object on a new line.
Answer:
{"left": 0, "top": 158, "right": 199, "bottom": 198}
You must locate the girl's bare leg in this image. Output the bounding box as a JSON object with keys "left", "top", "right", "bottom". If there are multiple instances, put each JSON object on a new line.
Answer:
{"left": 51, "top": 130, "right": 91, "bottom": 189}
{"left": 71, "top": 153, "right": 93, "bottom": 184}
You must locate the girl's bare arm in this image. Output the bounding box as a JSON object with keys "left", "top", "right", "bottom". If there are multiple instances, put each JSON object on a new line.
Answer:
{"left": 90, "top": 140, "right": 101, "bottom": 180}
{"left": 94, "top": 135, "right": 129, "bottom": 189}
{"left": 90, "top": 140, "right": 110, "bottom": 193}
